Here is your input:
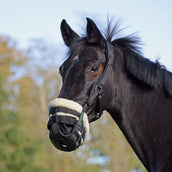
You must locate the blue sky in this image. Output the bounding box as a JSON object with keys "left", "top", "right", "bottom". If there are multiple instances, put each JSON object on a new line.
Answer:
{"left": 0, "top": 0, "right": 172, "bottom": 70}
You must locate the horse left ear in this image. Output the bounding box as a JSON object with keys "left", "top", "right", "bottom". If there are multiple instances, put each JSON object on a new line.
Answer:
{"left": 61, "top": 19, "right": 79, "bottom": 47}
{"left": 86, "top": 18, "right": 106, "bottom": 48}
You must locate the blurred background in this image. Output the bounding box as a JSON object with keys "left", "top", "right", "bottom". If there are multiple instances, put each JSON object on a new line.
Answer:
{"left": 0, "top": 0, "right": 171, "bottom": 172}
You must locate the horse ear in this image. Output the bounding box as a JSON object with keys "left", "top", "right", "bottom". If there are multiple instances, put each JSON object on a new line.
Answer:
{"left": 86, "top": 18, "right": 106, "bottom": 48}
{"left": 61, "top": 19, "right": 79, "bottom": 46}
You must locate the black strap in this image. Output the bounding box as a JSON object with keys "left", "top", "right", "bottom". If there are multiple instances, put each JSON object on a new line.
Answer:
{"left": 47, "top": 114, "right": 76, "bottom": 130}
{"left": 50, "top": 107, "right": 81, "bottom": 117}
{"left": 83, "top": 42, "right": 114, "bottom": 121}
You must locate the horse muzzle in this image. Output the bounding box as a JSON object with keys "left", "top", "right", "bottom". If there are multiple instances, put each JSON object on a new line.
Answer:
{"left": 47, "top": 98, "right": 90, "bottom": 152}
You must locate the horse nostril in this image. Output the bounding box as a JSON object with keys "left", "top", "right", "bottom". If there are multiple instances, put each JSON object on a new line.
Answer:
{"left": 59, "top": 123, "right": 73, "bottom": 135}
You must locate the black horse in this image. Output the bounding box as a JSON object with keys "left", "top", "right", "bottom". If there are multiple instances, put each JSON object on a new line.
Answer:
{"left": 47, "top": 18, "right": 172, "bottom": 172}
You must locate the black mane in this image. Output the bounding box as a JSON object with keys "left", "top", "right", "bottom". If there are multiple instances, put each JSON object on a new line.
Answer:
{"left": 67, "top": 20, "right": 172, "bottom": 96}
{"left": 104, "top": 21, "right": 172, "bottom": 96}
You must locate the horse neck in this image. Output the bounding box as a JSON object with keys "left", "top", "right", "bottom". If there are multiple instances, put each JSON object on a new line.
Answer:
{"left": 107, "top": 70, "right": 172, "bottom": 171}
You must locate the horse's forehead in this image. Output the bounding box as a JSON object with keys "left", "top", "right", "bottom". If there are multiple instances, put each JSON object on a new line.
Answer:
{"left": 80, "top": 46, "right": 98, "bottom": 56}
{"left": 78, "top": 46, "right": 104, "bottom": 61}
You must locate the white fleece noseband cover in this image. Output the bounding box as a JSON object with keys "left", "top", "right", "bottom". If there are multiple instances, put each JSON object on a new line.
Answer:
{"left": 48, "top": 98, "right": 90, "bottom": 140}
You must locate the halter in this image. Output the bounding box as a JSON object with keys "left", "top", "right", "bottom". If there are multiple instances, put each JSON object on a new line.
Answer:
{"left": 47, "top": 42, "right": 114, "bottom": 151}
{"left": 82, "top": 42, "right": 114, "bottom": 122}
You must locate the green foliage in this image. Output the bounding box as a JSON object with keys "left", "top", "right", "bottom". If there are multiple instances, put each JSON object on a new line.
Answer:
{"left": 0, "top": 110, "right": 42, "bottom": 172}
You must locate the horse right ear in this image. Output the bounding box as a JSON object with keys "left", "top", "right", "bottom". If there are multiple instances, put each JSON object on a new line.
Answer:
{"left": 86, "top": 18, "right": 106, "bottom": 49}
{"left": 60, "top": 20, "right": 79, "bottom": 47}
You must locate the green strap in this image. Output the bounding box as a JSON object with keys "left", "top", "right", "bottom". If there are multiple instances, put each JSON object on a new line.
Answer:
{"left": 78, "top": 111, "right": 84, "bottom": 125}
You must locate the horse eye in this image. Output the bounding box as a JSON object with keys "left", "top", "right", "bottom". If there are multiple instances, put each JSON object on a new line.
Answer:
{"left": 90, "top": 65, "right": 99, "bottom": 73}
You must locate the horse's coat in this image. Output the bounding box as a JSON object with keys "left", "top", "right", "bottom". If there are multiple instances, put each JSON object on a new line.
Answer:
{"left": 47, "top": 18, "right": 172, "bottom": 172}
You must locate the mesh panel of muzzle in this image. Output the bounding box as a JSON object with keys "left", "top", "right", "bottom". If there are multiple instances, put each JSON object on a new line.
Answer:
{"left": 48, "top": 98, "right": 90, "bottom": 140}
{"left": 49, "top": 121, "right": 83, "bottom": 152}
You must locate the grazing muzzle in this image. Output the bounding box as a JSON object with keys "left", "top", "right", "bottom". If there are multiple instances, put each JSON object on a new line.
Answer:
{"left": 47, "top": 98, "right": 90, "bottom": 152}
